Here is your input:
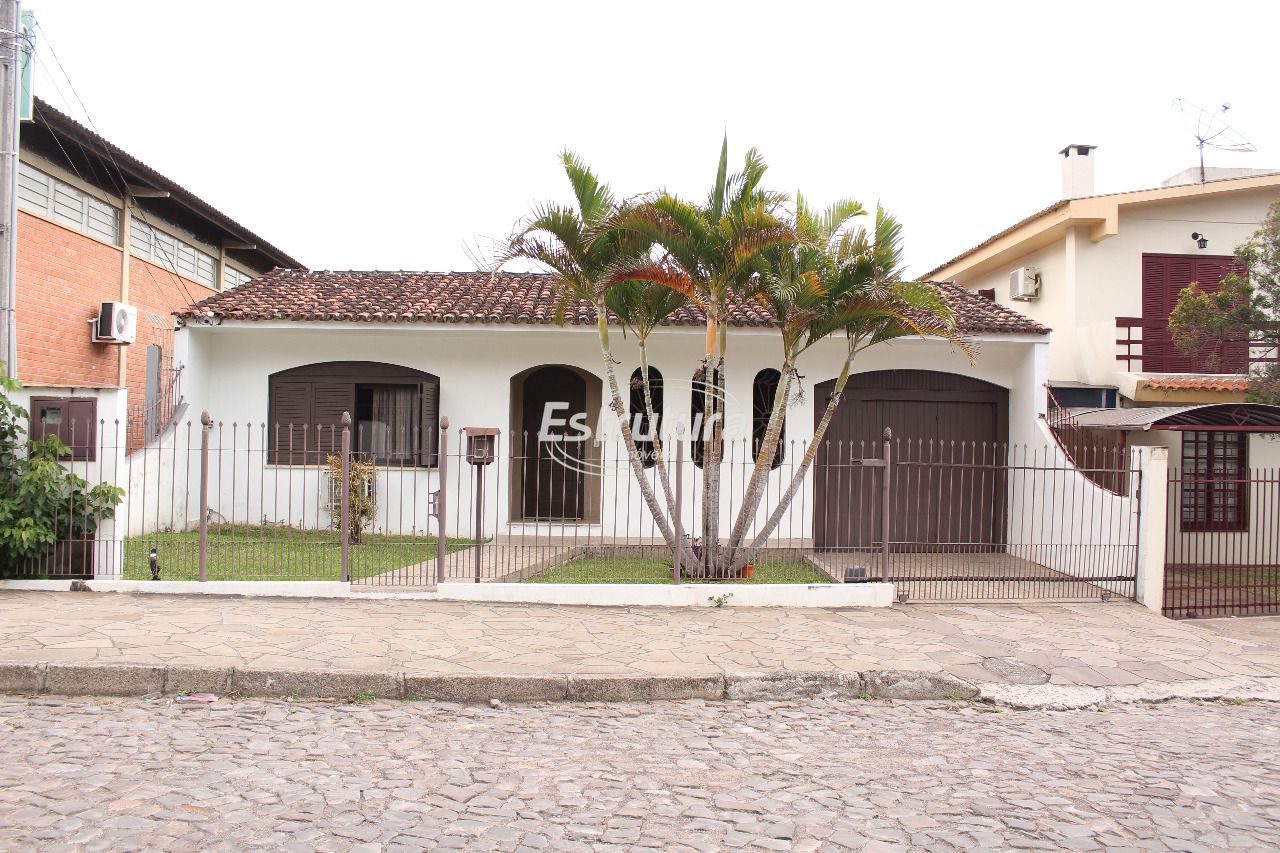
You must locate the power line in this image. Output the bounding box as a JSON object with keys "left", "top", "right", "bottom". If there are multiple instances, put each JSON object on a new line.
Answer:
{"left": 30, "top": 18, "right": 205, "bottom": 308}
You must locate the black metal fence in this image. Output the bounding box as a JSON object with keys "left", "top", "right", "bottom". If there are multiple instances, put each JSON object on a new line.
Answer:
{"left": 1164, "top": 467, "right": 1280, "bottom": 618}
{"left": 12, "top": 410, "right": 1143, "bottom": 601}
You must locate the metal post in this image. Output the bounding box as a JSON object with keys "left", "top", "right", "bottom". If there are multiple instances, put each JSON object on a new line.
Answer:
{"left": 198, "top": 411, "right": 211, "bottom": 582}
{"left": 436, "top": 416, "right": 449, "bottom": 585}
{"left": 881, "top": 427, "right": 892, "bottom": 584}
{"left": 0, "top": 0, "right": 20, "bottom": 379}
{"left": 474, "top": 463, "right": 484, "bottom": 583}
{"left": 673, "top": 437, "right": 683, "bottom": 584}
{"left": 339, "top": 412, "right": 351, "bottom": 583}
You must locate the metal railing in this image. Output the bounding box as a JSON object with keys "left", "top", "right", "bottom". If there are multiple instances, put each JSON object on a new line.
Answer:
{"left": 1165, "top": 467, "right": 1280, "bottom": 618}
{"left": 126, "top": 359, "right": 183, "bottom": 453}
{"left": 1045, "top": 385, "right": 1130, "bottom": 495}
{"left": 1115, "top": 316, "right": 1277, "bottom": 373}
{"left": 11, "top": 411, "right": 1143, "bottom": 601}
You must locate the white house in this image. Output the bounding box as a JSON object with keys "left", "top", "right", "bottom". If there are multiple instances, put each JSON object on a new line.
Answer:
{"left": 926, "top": 148, "right": 1280, "bottom": 598}
{"left": 154, "top": 269, "right": 1054, "bottom": 553}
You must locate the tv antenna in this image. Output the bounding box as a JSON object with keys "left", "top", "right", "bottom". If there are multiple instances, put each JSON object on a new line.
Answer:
{"left": 1172, "top": 99, "right": 1257, "bottom": 183}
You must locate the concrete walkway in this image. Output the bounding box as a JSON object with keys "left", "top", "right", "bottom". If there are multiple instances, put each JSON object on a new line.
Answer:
{"left": 1, "top": 591, "right": 1278, "bottom": 695}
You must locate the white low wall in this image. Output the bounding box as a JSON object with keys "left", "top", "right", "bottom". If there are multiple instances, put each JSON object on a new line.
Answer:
{"left": 430, "top": 581, "right": 895, "bottom": 608}
{"left": 0, "top": 579, "right": 894, "bottom": 608}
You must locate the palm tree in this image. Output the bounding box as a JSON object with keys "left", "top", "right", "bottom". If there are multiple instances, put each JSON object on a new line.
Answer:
{"left": 602, "top": 139, "right": 795, "bottom": 575}
{"left": 735, "top": 204, "right": 973, "bottom": 565}
{"left": 492, "top": 152, "right": 685, "bottom": 551}
{"left": 504, "top": 141, "right": 970, "bottom": 579}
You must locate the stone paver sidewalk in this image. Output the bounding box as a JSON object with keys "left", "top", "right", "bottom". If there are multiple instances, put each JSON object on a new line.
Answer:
{"left": 1, "top": 591, "right": 1278, "bottom": 690}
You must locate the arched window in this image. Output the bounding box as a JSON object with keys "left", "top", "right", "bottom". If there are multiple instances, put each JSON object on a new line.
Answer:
{"left": 691, "top": 365, "right": 723, "bottom": 468}
{"left": 752, "top": 368, "right": 785, "bottom": 469}
{"left": 629, "top": 367, "right": 663, "bottom": 468}
{"left": 267, "top": 361, "right": 440, "bottom": 467}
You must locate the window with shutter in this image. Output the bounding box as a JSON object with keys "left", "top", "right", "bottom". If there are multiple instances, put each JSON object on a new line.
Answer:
{"left": 1181, "top": 431, "right": 1247, "bottom": 531}
{"left": 1141, "top": 253, "right": 1247, "bottom": 372}
{"left": 267, "top": 363, "right": 440, "bottom": 467}
{"left": 30, "top": 397, "right": 98, "bottom": 462}
{"left": 752, "top": 369, "right": 785, "bottom": 469}
{"left": 691, "top": 365, "right": 722, "bottom": 468}
{"left": 628, "top": 367, "right": 663, "bottom": 468}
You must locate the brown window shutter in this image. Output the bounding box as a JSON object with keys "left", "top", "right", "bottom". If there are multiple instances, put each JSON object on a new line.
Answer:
{"left": 419, "top": 379, "right": 439, "bottom": 467}
{"left": 268, "top": 379, "right": 312, "bottom": 465}
{"left": 310, "top": 382, "right": 354, "bottom": 463}
{"left": 30, "top": 397, "right": 98, "bottom": 462}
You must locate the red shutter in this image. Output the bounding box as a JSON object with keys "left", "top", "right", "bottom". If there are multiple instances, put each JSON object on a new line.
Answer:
{"left": 1141, "top": 253, "right": 1242, "bottom": 372}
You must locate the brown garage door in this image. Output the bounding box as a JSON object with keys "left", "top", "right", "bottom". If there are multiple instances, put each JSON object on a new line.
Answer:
{"left": 813, "top": 370, "right": 1008, "bottom": 550}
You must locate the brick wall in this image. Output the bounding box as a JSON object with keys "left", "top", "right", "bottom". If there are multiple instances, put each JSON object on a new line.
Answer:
{"left": 126, "top": 257, "right": 216, "bottom": 405}
{"left": 14, "top": 211, "right": 120, "bottom": 388}
{"left": 14, "top": 211, "right": 217, "bottom": 418}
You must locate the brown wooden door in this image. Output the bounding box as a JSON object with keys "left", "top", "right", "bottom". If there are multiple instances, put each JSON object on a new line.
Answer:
{"left": 1140, "top": 253, "right": 1247, "bottom": 372}
{"left": 813, "top": 370, "right": 1007, "bottom": 551}
{"left": 521, "top": 367, "right": 587, "bottom": 520}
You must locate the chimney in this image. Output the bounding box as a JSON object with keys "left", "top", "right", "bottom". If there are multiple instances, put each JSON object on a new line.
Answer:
{"left": 1059, "top": 144, "right": 1096, "bottom": 199}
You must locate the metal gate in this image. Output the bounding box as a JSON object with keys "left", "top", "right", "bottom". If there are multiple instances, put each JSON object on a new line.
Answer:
{"left": 816, "top": 433, "right": 1142, "bottom": 602}
{"left": 1164, "top": 466, "right": 1280, "bottom": 618}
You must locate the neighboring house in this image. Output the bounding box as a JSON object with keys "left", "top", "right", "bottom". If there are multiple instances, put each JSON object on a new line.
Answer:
{"left": 925, "top": 147, "right": 1280, "bottom": 574}
{"left": 166, "top": 269, "right": 1050, "bottom": 542}
{"left": 8, "top": 98, "right": 300, "bottom": 453}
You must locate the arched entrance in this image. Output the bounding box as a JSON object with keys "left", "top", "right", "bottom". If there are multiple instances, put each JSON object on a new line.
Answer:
{"left": 510, "top": 365, "right": 602, "bottom": 521}
{"left": 813, "top": 369, "right": 1009, "bottom": 550}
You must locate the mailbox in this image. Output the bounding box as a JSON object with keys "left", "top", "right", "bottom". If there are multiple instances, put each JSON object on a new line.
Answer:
{"left": 464, "top": 427, "right": 499, "bottom": 466}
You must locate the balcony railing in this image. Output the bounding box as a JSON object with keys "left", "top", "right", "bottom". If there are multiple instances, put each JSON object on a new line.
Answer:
{"left": 1115, "top": 317, "right": 1278, "bottom": 374}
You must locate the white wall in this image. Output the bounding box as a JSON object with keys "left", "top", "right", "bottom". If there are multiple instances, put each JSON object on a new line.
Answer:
{"left": 963, "top": 187, "right": 1279, "bottom": 387}
{"left": 1006, "top": 420, "right": 1141, "bottom": 590}
{"left": 163, "top": 322, "right": 1047, "bottom": 542}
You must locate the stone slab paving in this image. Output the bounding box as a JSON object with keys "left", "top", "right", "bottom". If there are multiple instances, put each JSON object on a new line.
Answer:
{"left": 0, "top": 695, "right": 1278, "bottom": 851}
{"left": 1, "top": 591, "right": 1280, "bottom": 689}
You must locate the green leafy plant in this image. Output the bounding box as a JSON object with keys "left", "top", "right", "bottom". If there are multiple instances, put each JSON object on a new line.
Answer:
{"left": 0, "top": 370, "right": 124, "bottom": 578}
{"left": 325, "top": 454, "right": 376, "bottom": 544}
{"left": 1169, "top": 201, "right": 1280, "bottom": 401}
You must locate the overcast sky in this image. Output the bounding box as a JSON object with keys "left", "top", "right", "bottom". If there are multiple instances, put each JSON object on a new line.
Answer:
{"left": 29, "top": 0, "right": 1279, "bottom": 276}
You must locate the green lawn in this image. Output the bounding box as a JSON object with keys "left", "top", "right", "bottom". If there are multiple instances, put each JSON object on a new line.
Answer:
{"left": 124, "top": 525, "right": 473, "bottom": 582}
{"left": 526, "top": 556, "right": 836, "bottom": 585}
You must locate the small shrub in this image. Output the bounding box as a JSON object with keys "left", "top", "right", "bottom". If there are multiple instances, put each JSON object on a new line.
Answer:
{"left": 325, "top": 454, "right": 376, "bottom": 544}
{"left": 0, "top": 370, "right": 124, "bottom": 577}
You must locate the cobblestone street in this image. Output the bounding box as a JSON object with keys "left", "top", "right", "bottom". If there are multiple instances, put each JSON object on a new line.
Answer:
{"left": 1, "top": 696, "right": 1277, "bottom": 851}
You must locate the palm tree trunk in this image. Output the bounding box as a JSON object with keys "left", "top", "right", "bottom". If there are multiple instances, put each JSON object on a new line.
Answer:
{"left": 723, "top": 359, "right": 792, "bottom": 567}
{"left": 738, "top": 348, "right": 855, "bottom": 565}
{"left": 594, "top": 304, "right": 680, "bottom": 549}
{"left": 636, "top": 337, "right": 698, "bottom": 568}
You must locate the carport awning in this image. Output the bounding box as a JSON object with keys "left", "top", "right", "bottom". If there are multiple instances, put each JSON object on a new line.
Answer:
{"left": 1063, "top": 404, "right": 1280, "bottom": 432}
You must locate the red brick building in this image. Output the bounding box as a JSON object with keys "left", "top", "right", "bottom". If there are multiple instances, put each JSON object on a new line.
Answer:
{"left": 11, "top": 98, "right": 299, "bottom": 450}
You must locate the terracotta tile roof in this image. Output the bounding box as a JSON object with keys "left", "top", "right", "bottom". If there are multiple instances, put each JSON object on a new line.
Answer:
{"left": 177, "top": 270, "right": 1049, "bottom": 335}
{"left": 1142, "top": 376, "right": 1250, "bottom": 393}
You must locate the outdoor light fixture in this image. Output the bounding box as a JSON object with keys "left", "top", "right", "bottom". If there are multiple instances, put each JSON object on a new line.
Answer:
{"left": 1191, "top": 231, "right": 1210, "bottom": 249}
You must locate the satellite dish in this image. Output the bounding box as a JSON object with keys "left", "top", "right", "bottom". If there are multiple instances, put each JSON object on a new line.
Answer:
{"left": 1171, "top": 98, "right": 1257, "bottom": 183}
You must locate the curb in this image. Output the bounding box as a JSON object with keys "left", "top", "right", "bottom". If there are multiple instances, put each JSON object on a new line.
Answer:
{"left": 0, "top": 662, "right": 976, "bottom": 703}
{"left": 1, "top": 661, "right": 1275, "bottom": 707}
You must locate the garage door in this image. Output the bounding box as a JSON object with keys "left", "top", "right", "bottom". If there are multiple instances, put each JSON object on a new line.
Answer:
{"left": 813, "top": 370, "right": 1009, "bottom": 550}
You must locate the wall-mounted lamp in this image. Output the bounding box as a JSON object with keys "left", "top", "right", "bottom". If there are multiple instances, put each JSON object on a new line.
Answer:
{"left": 1191, "top": 231, "right": 1210, "bottom": 250}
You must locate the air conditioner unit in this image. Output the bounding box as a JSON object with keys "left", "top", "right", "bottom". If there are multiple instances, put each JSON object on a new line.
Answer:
{"left": 93, "top": 301, "right": 137, "bottom": 344}
{"left": 1009, "top": 267, "right": 1041, "bottom": 301}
